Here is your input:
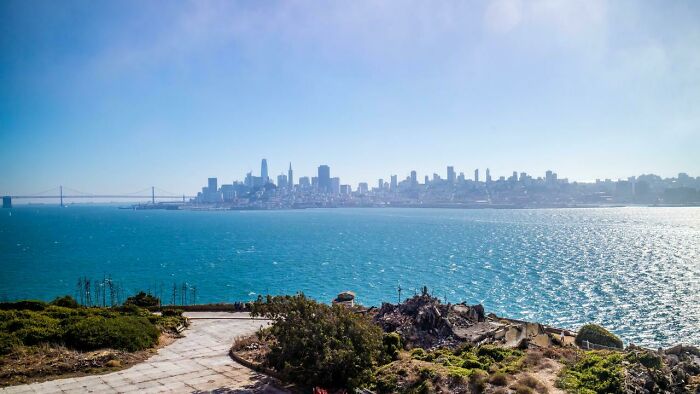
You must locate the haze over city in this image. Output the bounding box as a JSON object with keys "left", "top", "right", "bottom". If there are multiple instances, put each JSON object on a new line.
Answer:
{"left": 1, "top": 0, "right": 699, "bottom": 195}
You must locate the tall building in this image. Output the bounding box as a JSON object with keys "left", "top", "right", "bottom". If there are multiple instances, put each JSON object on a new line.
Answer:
{"left": 390, "top": 175, "right": 398, "bottom": 191}
{"left": 425, "top": 175, "right": 429, "bottom": 185}
{"left": 318, "top": 165, "right": 331, "bottom": 193}
{"left": 410, "top": 170, "right": 417, "bottom": 186}
{"left": 208, "top": 177, "right": 218, "bottom": 192}
{"left": 288, "top": 163, "right": 293, "bottom": 188}
{"left": 486, "top": 168, "right": 492, "bottom": 183}
{"left": 358, "top": 182, "right": 368, "bottom": 194}
{"left": 299, "top": 177, "right": 311, "bottom": 188}
{"left": 261, "top": 159, "right": 269, "bottom": 184}
{"left": 340, "top": 184, "right": 351, "bottom": 195}
{"left": 447, "top": 166, "right": 456, "bottom": 183}
{"left": 474, "top": 169, "right": 479, "bottom": 182}
{"left": 378, "top": 179, "right": 384, "bottom": 190}
{"left": 277, "top": 174, "right": 287, "bottom": 189}
{"left": 331, "top": 177, "right": 340, "bottom": 195}
{"left": 545, "top": 170, "right": 557, "bottom": 184}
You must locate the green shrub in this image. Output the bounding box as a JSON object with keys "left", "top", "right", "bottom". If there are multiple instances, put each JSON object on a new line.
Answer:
{"left": 375, "top": 373, "right": 399, "bottom": 393}
{"left": 476, "top": 345, "right": 520, "bottom": 362}
{"left": 161, "top": 308, "right": 183, "bottom": 317}
{"left": 251, "top": 293, "right": 383, "bottom": 389}
{"left": 627, "top": 350, "right": 663, "bottom": 369}
{"left": 9, "top": 313, "right": 63, "bottom": 345}
{"left": 557, "top": 351, "right": 624, "bottom": 394}
{"left": 461, "top": 354, "right": 484, "bottom": 369}
{"left": 383, "top": 332, "right": 402, "bottom": 361}
{"left": 43, "top": 305, "right": 80, "bottom": 320}
{"left": 65, "top": 316, "right": 159, "bottom": 351}
{"left": 0, "top": 332, "right": 21, "bottom": 355}
{"left": 415, "top": 379, "right": 435, "bottom": 394}
{"left": 124, "top": 291, "right": 160, "bottom": 308}
{"left": 0, "top": 300, "right": 47, "bottom": 311}
{"left": 575, "top": 324, "right": 623, "bottom": 349}
{"left": 410, "top": 347, "right": 428, "bottom": 360}
{"left": 50, "top": 295, "right": 79, "bottom": 308}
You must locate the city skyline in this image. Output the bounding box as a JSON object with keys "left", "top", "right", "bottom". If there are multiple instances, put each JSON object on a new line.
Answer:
{"left": 184, "top": 158, "right": 699, "bottom": 209}
{"left": 2, "top": 155, "right": 699, "bottom": 196}
{"left": 2, "top": 1, "right": 699, "bottom": 194}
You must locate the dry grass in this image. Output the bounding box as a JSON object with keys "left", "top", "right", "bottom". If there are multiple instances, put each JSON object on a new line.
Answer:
{"left": 230, "top": 334, "right": 270, "bottom": 365}
{"left": 515, "top": 373, "right": 549, "bottom": 393}
{"left": 489, "top": 372, "right": 509, "bottom": 386}
{"left": 0, "top": 339, "right": 165, "bottom": 387}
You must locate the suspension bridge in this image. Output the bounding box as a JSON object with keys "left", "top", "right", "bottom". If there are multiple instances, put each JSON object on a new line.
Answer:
{"left": 2, "top": 186, "right": 195, "bottom": 208}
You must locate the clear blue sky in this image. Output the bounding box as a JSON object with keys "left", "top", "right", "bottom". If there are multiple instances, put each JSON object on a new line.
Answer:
{"left": 1, "top": 0, "right": 699, "bottom": 194}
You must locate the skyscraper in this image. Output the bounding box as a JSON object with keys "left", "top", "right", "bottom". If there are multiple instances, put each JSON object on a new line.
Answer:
{"left": 288, "top": 163, "right": 293, "bottom": 188}
{"left": 447, "top": 166, "right": 456, "bottom": 183}
{"left": 208, "top": 177, "right": 217, "bottom": 192}
{"left": 486, "top": 168, "right": 492, "bottom": 183}
{"left": 331, "top": 177, "right": 340, "bottom": 194}
{"left": 277, "top": 174, "right": 287, "bottom": 188}
{"left": 390, "top": 175, "right": 398, "bottom": 191}
{"left": 410, "top": 170, "right": 417, "bottom": 186}
{"left": 318, "top": 165, "right": 331, "bottom": 193}
{"left": 261, "top": 159, "right": 269, "bottom": 184}
{"left": 474, "top": 169, "right": 479, "bottom": 182}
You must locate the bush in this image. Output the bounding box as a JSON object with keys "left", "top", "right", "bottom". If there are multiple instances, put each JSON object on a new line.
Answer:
{"left": 0, "top": 300, "right": 47, "bottom": 311}
{"left": 557, "top": 351, "right": 624, "bottom": 393}
{"left": 0, "top": 332, "right": 21, "bottom": 355}
{"left": 161, "top": 308, "right": 183, "bottom": 317}
{"left": 6, "top": 312, "right": 63, "bottom": 346}
{"left": 124, "top": 292, "right": 160, "bottom": 308}
{"left": 251, "top": 293, "right": 384, "bottom": 389}
{"left": 65, "top": 316, "right": 159, "bottom": 351}
{"left": 489, "top": 372, "right": 508, "bottom": 386}
{"left": 383, "top": 332, "right": 402, "bottom": 361}
{"left": 626, "top": 350, "right": 663, "bottom": 369}
{"left": 575, "top": 324, "right": 623, "bottom": 349}
{"left": 50, "top": 295, "right": 79, "bottom": 308}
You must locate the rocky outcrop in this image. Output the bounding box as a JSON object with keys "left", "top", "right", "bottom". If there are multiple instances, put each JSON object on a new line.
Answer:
{"left": 623, "top": 344, "right": 700, "bottom": 393}
{"left": 373, "top": 294, "right": 457, "bottom": 348}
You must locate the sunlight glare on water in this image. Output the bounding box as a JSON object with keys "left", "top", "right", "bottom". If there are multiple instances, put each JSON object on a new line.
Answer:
{"left": 1, "top": 206, "right": 699, "bottom": 347}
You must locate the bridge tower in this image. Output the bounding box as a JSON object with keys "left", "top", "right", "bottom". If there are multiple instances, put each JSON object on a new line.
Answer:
{"left": 2, "top": 196, "right": 11, "bottom": 209}
{"left": 59, "top": 185, "right": 63, "bottom": 207}
{"left": 151, "top": 186, "right": 155, "bottom": 205}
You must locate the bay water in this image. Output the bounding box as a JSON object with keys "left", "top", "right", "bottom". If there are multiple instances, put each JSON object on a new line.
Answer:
{"left": 1, "top": 205, "right": 698, "bottom": 347}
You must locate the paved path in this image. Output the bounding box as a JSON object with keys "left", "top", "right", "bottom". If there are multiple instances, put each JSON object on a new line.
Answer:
{"left": 2, "top": 312, "right": 286, "bottom": 394}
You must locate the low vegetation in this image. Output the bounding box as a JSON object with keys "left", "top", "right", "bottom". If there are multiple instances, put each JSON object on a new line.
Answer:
{"left": 575, "top": 324, "right": 623, "bottom": 349}
{"left": 250, "top": 293, "right": 385, "bottom": 390}
{"left": 373, "top": 344, "right": 530, "bottom": 393}
{"left": 0, "top": 294, "right": 188, "bottom": 386}
{"left": 0, "top": 296, "right": 185, "bottom": 355}
{"left": 557, "top": 351, "right": 625, "bottom": 393}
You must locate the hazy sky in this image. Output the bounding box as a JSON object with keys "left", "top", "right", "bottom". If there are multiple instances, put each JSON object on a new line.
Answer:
{"left": 1, "top": 0, "right": 699, "bottom": 194}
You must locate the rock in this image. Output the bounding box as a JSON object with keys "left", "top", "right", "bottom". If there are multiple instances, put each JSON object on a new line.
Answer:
{"left": 336, "top": 291, "right": 355, "bottom": 302}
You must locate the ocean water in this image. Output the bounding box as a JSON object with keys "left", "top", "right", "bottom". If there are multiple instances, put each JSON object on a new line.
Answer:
{"left": 1, "top": 205, "right": 699, "bottom": 347}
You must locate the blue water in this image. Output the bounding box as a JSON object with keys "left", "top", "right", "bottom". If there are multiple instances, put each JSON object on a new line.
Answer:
{"left": 1, "top": 206, "right": 699, "bottom": 347}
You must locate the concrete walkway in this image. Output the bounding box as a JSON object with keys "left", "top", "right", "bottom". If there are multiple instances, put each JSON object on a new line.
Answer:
{"left": 2, "top": 312, "right": 286, "bottom": 393}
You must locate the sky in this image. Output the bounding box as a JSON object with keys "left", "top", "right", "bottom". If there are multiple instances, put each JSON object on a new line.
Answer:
{"left": 1, "top": 0, "right": 699, "bottom": 195}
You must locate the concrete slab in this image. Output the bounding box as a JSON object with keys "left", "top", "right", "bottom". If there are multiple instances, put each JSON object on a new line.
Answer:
{"left": 1, "top": 312, "right": 285, "bottom": 393}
